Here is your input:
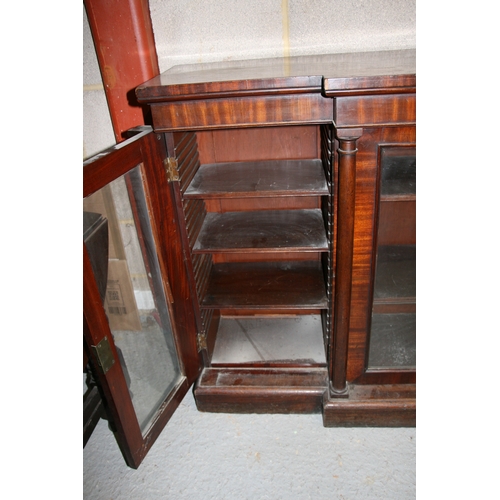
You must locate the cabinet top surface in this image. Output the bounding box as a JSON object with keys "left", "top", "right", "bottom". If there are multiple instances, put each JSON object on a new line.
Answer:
{"left": 136, "top": 49, "right": 416, "bottom": 103}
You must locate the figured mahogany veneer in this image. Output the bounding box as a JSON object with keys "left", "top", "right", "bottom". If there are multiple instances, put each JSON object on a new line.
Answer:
{"left": 149, "top": 94, "right": 332, "bottom": 131}
{"left": 202, "top": 261, "right": 328, "bottom": 310}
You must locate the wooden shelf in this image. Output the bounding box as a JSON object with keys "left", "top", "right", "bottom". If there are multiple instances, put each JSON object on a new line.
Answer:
{"left": 201, "top": 261, "right": 328, "bottom": 309}
{"left": 184, "top": 159, "right": 329, "bottom": 199}
{"left": 193, "top": 209, "right": 329, "bottom": 253}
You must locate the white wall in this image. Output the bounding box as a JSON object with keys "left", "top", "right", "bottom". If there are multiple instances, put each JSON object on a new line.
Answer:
{"left": 150, "top": 0, "right": 415, "bottom": 71}
{"left": 83, "top": 5, "right": 115, "bottom": 159}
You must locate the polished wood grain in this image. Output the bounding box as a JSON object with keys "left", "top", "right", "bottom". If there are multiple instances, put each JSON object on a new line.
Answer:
{"left": 377, "top": 200, "right": 416, "bottom": 245}
{"left": 135, "top": 50, "right": 417, "bottom": 424}
{"left": 205, "top": 196, "right": 321, "bottom": 213}
{"left": 202, "top": 261, "right": 328, "bottom": 309}
{"left": 323, "top": 384, "right": 416, "bottom": 426}
{"left": 184, "top": 160, "right": 328, "bottom": 199}
{"left": 329, "top": 129, "right": 362, "bottom": 396}
{"left": 150, "top": 93, "right": 332, "bottom": 131}
{"left": 136, "top": 49, "right": 415, "bottom": 102}
{"left": 193, "top": 209, "right": 329, "bottom": 254}
{"left": 197, "top": 126, "right": 320, "bottom": 164}
{"left": 344, "top": 128, "right": 416, "bottom": 385}
{"left": 334, "top": 94, "right": 416, "bottom": 128}
{"left": 163, "top": 131, "right": 213, "bottom": 367}
{"left": 195, "top": 367, "right": 328, "bottom": 413}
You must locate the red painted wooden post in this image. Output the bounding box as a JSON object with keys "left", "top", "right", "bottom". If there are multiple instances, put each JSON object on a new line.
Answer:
{"left": 84, "top": 0, "right": 159, "bottom": 141}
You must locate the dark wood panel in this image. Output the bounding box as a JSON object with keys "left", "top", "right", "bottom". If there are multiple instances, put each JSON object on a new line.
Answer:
{"left": 193, "top": 210, "right": 329, "bottom": 253}
{"left": 174, "top": 132, "right": 200, "bottom": 193}
{"left": 150, "top": 93, "right": 332, "bottom": 131}
{"left": 212, "top": 252, "right": 321, "bottom": 264}
{"left": 205, "top": 196, "right": 320, "bottom": 213}
{"left": 357, "top": 369, "right": 416, "bottom": 385}
{"left": 136, "top": 50, "right": 415, "bottom": 103}
{"left": 323, "top": 384, "right": 416, "bottom": 426}
{"left": 204, "top": 308, "right": 220, "bottom": 362}
{"left": 378, "top": 200, "right": 416, "bottom": 245}
{"left": 372, "top": 301, "right": 415, "bottom": 314}
{"left": 342, "top": 128, "right": 416, "bottom": 383}
{"left": 197, "top": 126, "right": 320, "bottom": 164}
{"left": 202, "top": 261, "right": 328, "bottom": 309}
{"left": 183, "top": 198, "right": 206, "bottom": 249}
{"left": 83, "top": 384, "right": 105, "bottom": 447}
{"left": 133, "top": 51, "right": 417, "bottom": 425}
{"left": 184, "top": 160, "right": 328, "bottom": 199}
{"left": 195, "top": 367, "right": 328, "bottom": 413}
{"left": 218, "top": 308, "right": 323, "bottom": 316}
{"left": 335, "top": 94, "right": 416, "bottom": 127}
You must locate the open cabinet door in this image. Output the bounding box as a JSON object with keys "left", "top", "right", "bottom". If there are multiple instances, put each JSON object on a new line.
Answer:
{"left": 83, "top": 126, "right": 201, "bottom": 468}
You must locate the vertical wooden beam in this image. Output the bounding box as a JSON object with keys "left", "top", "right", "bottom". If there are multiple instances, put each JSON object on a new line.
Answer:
{"left": 84, "top": 0, "right": 159, "bottom": 141}
{"left": 329, "top": 127, "right": 362, "bottom": 396}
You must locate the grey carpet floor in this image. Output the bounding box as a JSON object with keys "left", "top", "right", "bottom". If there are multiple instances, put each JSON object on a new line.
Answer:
{"left": 84, "top": 389, "right": 415, "bottom": 500}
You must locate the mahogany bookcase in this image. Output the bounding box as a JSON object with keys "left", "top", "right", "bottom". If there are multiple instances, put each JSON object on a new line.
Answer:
{"left": 83, "top": 49, "right": 416, "bottom": 468}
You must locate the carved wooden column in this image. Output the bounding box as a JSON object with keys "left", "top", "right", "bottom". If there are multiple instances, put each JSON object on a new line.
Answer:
{"left": 329, "top": 127, "right": 362, "bottom": 396}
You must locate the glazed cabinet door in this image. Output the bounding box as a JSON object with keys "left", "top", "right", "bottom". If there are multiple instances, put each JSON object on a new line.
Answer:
{"left": 83, "top": 127, "right": 200, "bottom": 468}
{"left": 342, "top": 126, "right": 416, "bottom": 386}
{"left": 366, "top": 146, "right": 416, "bottom": 373}
{"left": 321, "top": 72, "right": 417, "bottom": 389}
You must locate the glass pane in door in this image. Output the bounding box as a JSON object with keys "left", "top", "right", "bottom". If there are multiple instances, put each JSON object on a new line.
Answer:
{"left": 368, "top": 147, "right": 416, "bottom": 369}
{"left": 84, "top": 165, "right": 182, "bottom": 434}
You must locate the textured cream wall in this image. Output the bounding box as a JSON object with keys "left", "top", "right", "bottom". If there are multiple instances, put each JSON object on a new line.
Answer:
{"left": 149, "top": 0, "right": 416, "bottom": 71}
{"left": 83, "top": 6, "right": 115, "bottom": 159}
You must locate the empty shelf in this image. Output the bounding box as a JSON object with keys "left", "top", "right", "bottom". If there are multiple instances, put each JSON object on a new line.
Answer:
{"left": 202, "top": 261, "right": 328, "bottom": 309}
{"left": 193, "top": 209, "right": 329, "bottom": 253}
{"left": 184, "top": 159, "right": 329, "bottom": 199}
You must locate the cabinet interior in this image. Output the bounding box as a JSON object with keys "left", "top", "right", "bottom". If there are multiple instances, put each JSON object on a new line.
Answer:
{"left": 171, "top": 125, "right": 334, "bottom": 368}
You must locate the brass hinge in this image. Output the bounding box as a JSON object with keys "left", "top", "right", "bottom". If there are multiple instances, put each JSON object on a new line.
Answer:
{"left": 164, "top": 157, "right": 179, "bottom": 182}
{"left": 91, "top": 336, "right": 115, "bottom": 375}
{"left": 196, "top": 333, "right": 207, "bottom": 352}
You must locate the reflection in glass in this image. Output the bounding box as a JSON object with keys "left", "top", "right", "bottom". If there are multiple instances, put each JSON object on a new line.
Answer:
{"left": 368, "top": 147, "right": 416, "bottom": 369}
{"left": 84, "top": 165, "right": 182, "bottom": 434}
